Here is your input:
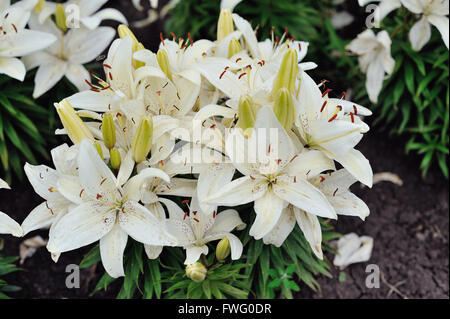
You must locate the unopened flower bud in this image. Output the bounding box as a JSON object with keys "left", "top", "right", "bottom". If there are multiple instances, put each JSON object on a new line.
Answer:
{"left": 186, "top": 262, "right": 207, "bottom": 283}
{"left": 216, "top": 237, "right": 231, "bottom": 261}
{"left": 156, "top": 49, "right": 172, "bottom": 81}
{"left": 273, "top": 88, "right": 295, "bottom": 131}
{"left": 237, "top": 95, "right": 258, "bottom": 137}
{"left": 272, "top": 48, "right": 299, "bottom": 98}
{"left": 94, "top": 141, "right": 103, "bottom": 159}
{"left": 55, "top": 4, "right": 67, "bottom": 32}
{"left": 118, "top": 24, "right": 140, "bottom": 51}
{"left": 131, "top": 115, "right": 153, "bottom": 163}
{"left": 34, "top": 0, "right": 46, "bottom": 13}
{"left": 217, "top": 9, "right": 234, "bottom": 42}
{"left": 110, "top": 148, "right": 121, "bottom": 170}
{"left": 102, "top": 114, "right": 116, "bottom": 149}
{"left": 228, "top": 38, "right": 242, "bottom": 58}
{"left": 56, "top": 99, "right": 93, "bottom": 144}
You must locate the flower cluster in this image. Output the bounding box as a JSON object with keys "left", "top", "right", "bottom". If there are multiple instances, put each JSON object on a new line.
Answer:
{"left": 351, "top": 0, "right": 449, "bottom": 103}
{"left": 0, "top": 0, "right": 127, "bottom": 98}
{"left": 1, "top": 3, "right": 373, "bottom": 280}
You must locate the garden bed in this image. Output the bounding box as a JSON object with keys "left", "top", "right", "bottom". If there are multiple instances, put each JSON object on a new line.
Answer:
{"left": 1, "top": 125, "right": 448, "bottom": 299}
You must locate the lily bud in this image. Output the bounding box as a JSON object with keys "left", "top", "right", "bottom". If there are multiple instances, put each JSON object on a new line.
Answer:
{"left": 110, "top": 148, "right": 121, "bottom": 170}
{"left": 118, "top": 24, "right": 140, "bottom": 51}
{"left": 216, "top": 237, "right": 231, "bottom": 261}
{"left": 56, "top": 99, "right": 93, "bottom": 144}
{"left": 273, "top": 88, "right": 296, "bottom": 131}
{"left": 271, "top": 48, "right": 299, "bottom": 98}
{"left": 118, "top": 24, "right": 145, "bottom": 69}
{"left": 228, "top": 38, "right": 242, "bottom": 58}
{"left": 131, "top": 115, "right": 153, "bottom": 163}
{"left": 34, "top": 0, "right": 46, "bottom": 13}
{"left": 55, "top": 4, "right": 67, "bottom": 32}
{"left": 156, "top": 49, "right": 173, "bottom": 81}
{"left": 237, "top": 95, "right": 258, "bottom": 137}
{"left": 102, "top": 114, "right": 116, "bottom": 149}
{"left": 94, "top": 141, "right": 103, "bottom": 159}
{"left": 186, "top": 262, "right": 207, "bottom": 283}
{"left": 217, "top": 9, "right": 234, "bottom": 42}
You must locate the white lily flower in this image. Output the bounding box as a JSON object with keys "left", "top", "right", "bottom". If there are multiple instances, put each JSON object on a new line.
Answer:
{"left": 22, "top": 15, "right": 115, "bottom": 98}
{"left": 204, "top": 107, "right": 337, "bottom": 239}
{"left": 295, "top": 70, "right": 373, "bottom": 186}
{"left": 402, "top": 0, "right": 449, "bottom": 50}
{"left": 333, "top": 233, "right": 374, "bottom": 269}
{"left": 161, "top": 196, "right": 245, "bottom": 265}
{"left": 35, "top": 0, "right": 127, "bottom": 30}
{"left": 0, "top": 180, "right": 23, "bottom": 237}
{"left": 346, "top": 29, "right": 395, "bottom": 105}
{"left": 47, "top": 140, "right": 177, "bottom": 278}
{"left": 358, "top": 0, "right": 402, "bottom": 23}
{"left": 22, "top": 143, "right": 79, "bottom": 236}
{"left": 0, "top": 0, "right": 56, "bottom": 80}
{"left": 262, "top": 168, "right": 369, "bottom": 257}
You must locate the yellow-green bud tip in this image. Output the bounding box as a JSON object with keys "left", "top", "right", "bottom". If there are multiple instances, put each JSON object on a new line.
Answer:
{"left": 156, "top": 49, "right": 172, "bottom": 81}
{"left": 131, "top": 115, "right": 153, "bottom": 163}
{"left": 216, "top": 237, "right": 231, "bottom": 261}
{"left": 102, "top": 114, "right": 116, "bottom": 149}
{"left": 110, "top": 148, "right": 122, "bottom": 170}
{"left": 237, "top": 95, "right": 258, "bottom": 137}
{"left": 56, "top": 99, "right": 94, "bottom": 144}
{"left": 228, "top": 38, "right": 242, "bottom": 58}
{"left": 272, "top": 48, "right": 299, "bottom": 98}
{"left": 94, "top": 141, "right": 103, "bottom": 159}
{"left": 217, "top": 9, "right": 234, "bottom": 42}
{"left": 55, "top": 4, "right": 67, "bottom": 32}
{"left": 273, "top": 88, "right": 295, "bottom": 131}
{"left": 186, "top": 262, "right": 207, "bottom": 283}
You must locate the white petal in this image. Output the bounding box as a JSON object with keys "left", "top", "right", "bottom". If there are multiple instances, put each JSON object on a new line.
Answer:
{"left": 124, "top": 167, "right": 170, "bottom": 201}
{"left": 203, "top": 176, "right": 268, "bottom": 207}
{"left": 208, "top": 209, "right": 245, "bottom": 234}
{"left": 116, "top": 150, "right": 135, "bottom": 186}
{"left": 66, "top": 27, "right": 115, "bottom": 64}
{"left": 47, "top": 201, "right": 116, "bottom": 253}
{"left": 32, "top": 61, "right": 67, "bottom": 98}
{"left": 333, "top": 149, "right": 373, "bottom": 187}
{"left": 409, "top": 16, "right": 431, "bottom": 51}
{"left": 262, "top": 206, "right": 296, "bottom": 247}
{"left": 400, "top": 0, "right": 424, "bottom": 14}
{"left": 0, "top": 57, "right": 25, "bottom": 81}
{"left": 81, "top": 8, "right": 128, "bottom": 30}
{"left": 427, "top": 15, "right": 449, "bottom": 49}
{"left": 232, "top": 13, "right": 260, "bottom": 58}
{"left": 365, "top": 54, "right": 386, "bottom": 103}
{"left": 24, "top": 163, "right": 59, "bottom": 201}
{"left": 144, "top": 245, "right": 163, "bottom": 259}
{"left": 286, "top": 149, "right": 335, "bottom": 178}
{"left": 333, "top": 233, "right": 373, "bottom": 269}
{"left": 67, "top": 90, "right": 114, "bottom": 113}
{"left": 0, "top": 29, "right": 56, "bottom": 57}
{"left": 0, "top": 212, "right": 23, "bottom": 237}
{"left": 328, "top": 192, "right": 370, "bottom": 220}
{"left": 250, "top": 189, "right": 286, "bottom": 239}
{"left": 64, "top": 63, "right": 90, "bottom": 92}
{"left": 119, "top": 200, "right": 177, "bottom": 246}
{"left": 184, "top": 245, "right": 208, "bottom": 265}
{"left": 100, "top": 222, "right": 128, "bottom": 278}
{"left": 273, "top": 177, "right": 337, "bottom": 219}
{"left": 293, "top": 207, "right": 323, "bottom": 259}
{"left": 21, "top": 202, "right": 58, "bottom": 235}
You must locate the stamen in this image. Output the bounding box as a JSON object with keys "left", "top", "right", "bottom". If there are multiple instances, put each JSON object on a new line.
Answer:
{"left": 353, "top": 105, "right": 358, "bottom": 115}
{"left": 322, "top": 89, "right": 333, "bottom": 98}
{"left": 320, "top": 101, "right": 327, "bottom": 112}
{"left": 96, "top": 194, "right": 103, "bottom": 200}
{"left": 183, "top": 212, "right": 188, "bottom": 220}
{"left": 79, "top": 189, "right": 84, "bottom": 197}
{"left": 160, "top": 32, "right": 165, "bottom": 45}
{"left": 236, "top": 57, "right": 242, "bottom": 63}
{"left": 289, "top": 155, "right": 298, "bottom": 163}
{"left": 213, "top": 210, "right": 216, "bottom": 218}
{"left": 238, "top": 72, "right": 247, "bottom": 79}
{"left": 103, "top": 64, "right": 112, "bottom": 69}
{"left": 350, "top": 112, "right": 355, "bottom": 123}
{"left": 219, "top": 70, "right": 227, "bottom": 79}
{"left": 170, "top": 32, "right": 176, "bottom": 40}
{"left": 328, "top": 114, "right": 338, "bottom": 122}
{"left": 181, "top": 199, "right": 190, "bottom": 204}
{"left": 100, "top": 178, "right": 107, "bottom": 185}
{"left": 193, "top": 218, "right": 200, "bottom": 223}
{"left": 333, "top": 188, "right": 338, "bottom": 196}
